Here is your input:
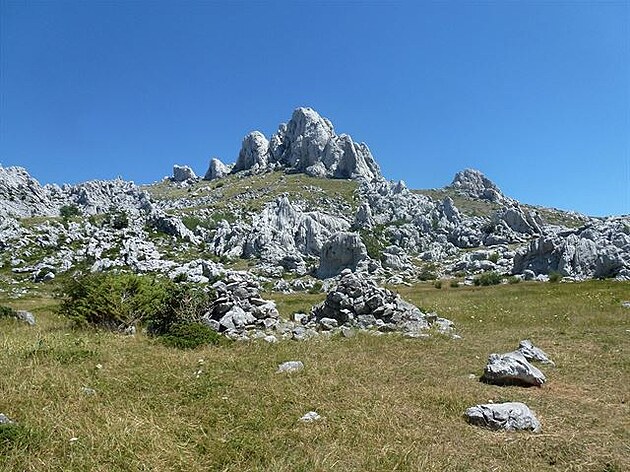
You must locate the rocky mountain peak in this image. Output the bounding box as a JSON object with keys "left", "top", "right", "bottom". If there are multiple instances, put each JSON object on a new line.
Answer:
{"left": 449, "top": 168, "right": 506, "bottom": 203}
{"left": 226, "top": 107, "right": 381, "bottom": 181}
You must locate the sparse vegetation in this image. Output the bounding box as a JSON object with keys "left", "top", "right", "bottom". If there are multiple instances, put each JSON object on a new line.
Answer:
{"left": 473, "top": 271, "right": 502, "bottom": 286}
{"left": 549, "top": 271, "right": 562, "bottom": 283}
{"left": 1, "top": 281, "right": 628, "bottom": 470}
{"left": 59, "top": 204, "right": 80, "bottom": 219}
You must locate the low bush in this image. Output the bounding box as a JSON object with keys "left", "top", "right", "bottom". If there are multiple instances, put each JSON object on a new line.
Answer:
{"left": 507, "top": 276, "right": 521, "bottom": 284}
{"left": 473, "top": 271, "right": 502, "bottom": 286}
{"left": 488, "top": 252, "right": 500, "bottom": 264}
{"left": 59, "top": 205, "right": 80, "bottom": 219}
{"left": 159, "top": 323, "right": 225, "bottom": 349}
{"left": 449, "top": 280, "right": 460, "bottom": 288}
{"left": 0, "top": 305, "right": 16, "bottom": 319}
{"left": 56, "top": 273, "right": 211, "bottom": 336}
{"left": 549, "top": 271, "right": 562, "bottom": 283}
{"left": 433, "top": 280, "right": 442, "bottom": 289}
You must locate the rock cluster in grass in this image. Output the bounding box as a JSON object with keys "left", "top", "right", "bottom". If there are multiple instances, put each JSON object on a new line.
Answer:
{"left": 465, "top": 402, "right": 541, "bottom": 432}
{"left": 310, "top": 269, "right": 455, "bottom": 338}
{"left": 467, "top": 340, "right": 553, "bottom": 433}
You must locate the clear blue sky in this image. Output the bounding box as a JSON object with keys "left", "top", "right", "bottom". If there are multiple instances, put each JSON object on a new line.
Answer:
{"left": 1, "top": 1, "right": 628, "bottom": 216}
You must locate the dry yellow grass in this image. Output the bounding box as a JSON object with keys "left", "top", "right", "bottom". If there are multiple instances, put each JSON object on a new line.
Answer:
{"left": 1, "top": 280, "right": 628, "bottom": 471}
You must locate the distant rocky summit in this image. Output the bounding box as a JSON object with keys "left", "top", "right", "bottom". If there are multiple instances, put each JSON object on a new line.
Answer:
{"left": 205, "top": 107, "right": 381, "bottom": 181}
{"left": 449, "top": 168, "right": 507, "bottom": 203}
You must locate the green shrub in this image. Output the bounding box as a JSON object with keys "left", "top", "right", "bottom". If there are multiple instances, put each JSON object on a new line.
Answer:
{"left": 449, "top": 280, "right": 460, "bottom": 288}
{"left": 549, "top": 271, "right": 562, "bottom": 283}
{"left": 418, "top": 263, "right": 437, "bottom": 281}
{"left": 59, "top": 205, "right": 80, "bottom": 219}
{"left": 433, "top": 280, "right": 442, "bottom": 289}
{"left": 159, "top": 323, "right": 225, "bottom": 349}
{"left": 358, "top": 230, "right": 385, "bottom": 261}
{"left": 507, "top": 276, "right": 521, "bottom": 284}
{"left": 473, "top": 271, "right": 502, "bottom": 286}
{"left": 488, "top": 252, "right": 500, "bottom": 264}
{"left": 0, "top": 305, "right": 16, "bottom": 319}
{"left": 104, "top": 210, "right": 129, "bottom": 229}
{"left": 308, "top": 281, "right": 323, "bottom": 294}
{"left": 56, "top": 272, "right": 211, "bottom": 334}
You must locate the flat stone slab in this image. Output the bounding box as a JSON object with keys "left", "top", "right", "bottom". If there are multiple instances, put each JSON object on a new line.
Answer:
{"left": 465, "top": 402, "right": 541, "bottom": 432}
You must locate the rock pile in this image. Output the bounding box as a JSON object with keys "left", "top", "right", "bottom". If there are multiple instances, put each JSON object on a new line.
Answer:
{"left": 310, "top": 269, "right": 455, "bottom": 337}
{"left": 200, "top": 273, "right": 280, "bottom": 337}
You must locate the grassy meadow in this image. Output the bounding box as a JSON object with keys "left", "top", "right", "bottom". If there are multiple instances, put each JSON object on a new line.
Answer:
{"left": 1, "top": 280, "right": 628, "bottom": 471}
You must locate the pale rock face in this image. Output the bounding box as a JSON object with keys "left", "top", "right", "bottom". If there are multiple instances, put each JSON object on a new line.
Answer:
{"left": 450, "top": 168, "right": 506, "bottom": 203}
{"left": 234, "top": 107, "right": 381, "bottom": 180}
{"left": 512, "top": 218, "right": 629, "bottom": 279}
{"left": 204, "top": 158, "right": 231, "bottom": 180}
{"left": 233, "top": 131, "right": 270, "bottom": 173}
{"left": 172, "top": 165, "right": 197, "bottom": 182}
{"left": 317, "top": 232, "right": 368, "bottom": 279}
{"left": 0, "top": 165, "right": 59, "bottom": 217}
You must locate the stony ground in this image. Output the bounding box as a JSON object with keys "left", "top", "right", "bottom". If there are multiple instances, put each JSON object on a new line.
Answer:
{"left": 1, "top": 280, "right": 629, "bottom": 471}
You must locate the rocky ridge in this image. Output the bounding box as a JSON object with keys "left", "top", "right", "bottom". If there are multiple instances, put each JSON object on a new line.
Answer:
{"left": 1, "top": 107, "right": 629, "bottom": 303}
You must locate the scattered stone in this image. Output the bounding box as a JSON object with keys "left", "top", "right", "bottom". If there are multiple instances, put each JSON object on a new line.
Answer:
{"left": 465, "top": 402, "right": 541, "bottom": 432}
{"left": 481, "top": 351, "right": 546, "bottom": 387}
{"left": 0, "top": 413, "right": 15, "bottom": 425}
{"left": 299, "top": 411, "right": 323, "bottom": 423}
{"left": 277, "top": 361, "right": 304, "bottom": 374}
{"left": 517, "top": 340, "right": 554, "bottom": 365}
{"left": 622, "top": 301, "right": 630, "bottom": 308}
{"left": 15, "top": 310, "right": 36, "bottom": 326}
{"left": 81, "top": 387, "right": 96, "bottom": 396}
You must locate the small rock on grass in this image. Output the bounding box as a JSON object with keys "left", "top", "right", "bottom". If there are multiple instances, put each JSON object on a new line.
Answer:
{"left": 0, "top": 413, "right": 15, "bottom": 425}
{"left": 276, "top": 361, "right": 304, "bottom": 374}
{"left": 299, "top": 411, "right": 323, "bottom": 423}
{"left": 15, "top": 310, "right": 36, "bottom": 326}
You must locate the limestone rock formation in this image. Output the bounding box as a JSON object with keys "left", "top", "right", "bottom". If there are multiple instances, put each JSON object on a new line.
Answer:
{"left": 465, "top": 402, "right": 541, "bottom": 432}
{"left": 512, "top": 218, "right": 630, "bottom": 279}
{"left": 233, "top": 131, "right": 270, "bottom": 173}
{"left": 0, "top": 165, "right": 59, "bottom": 218}
{"left": 450, "top": 168, "right": 506, "bottom": 203}
{"left": 317, "top": 232, "right": 368, "bottom": 279}
{"left": 230, "top": 107, "right": 381, "bottom": 180}
{"left": 172, "top": 165, "right": 197, "bottom": 182}
{"left": 204, "top": 158, "right": 231, "bottom": 180}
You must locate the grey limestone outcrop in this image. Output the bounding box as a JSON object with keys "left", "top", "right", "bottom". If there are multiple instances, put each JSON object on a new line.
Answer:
{"left": 230, "top": 107, "right": 381, "bottom": 181}
{"left": 172, "top": 165, "right": 197, "bottom": 182}
{"left": 317, "top": 232, "right": 368, "bottom": 279}
{"left": 204, "top": 158, "right": 232, "bottom": 180}
{"left": 482, "top": 351, "right": 546, "bottom": 387}
{"left": 449, "top": 168, "right": 507, "bottom": 203}
{"left": 465, "top": 402, "right": 541, "bottom": 432}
